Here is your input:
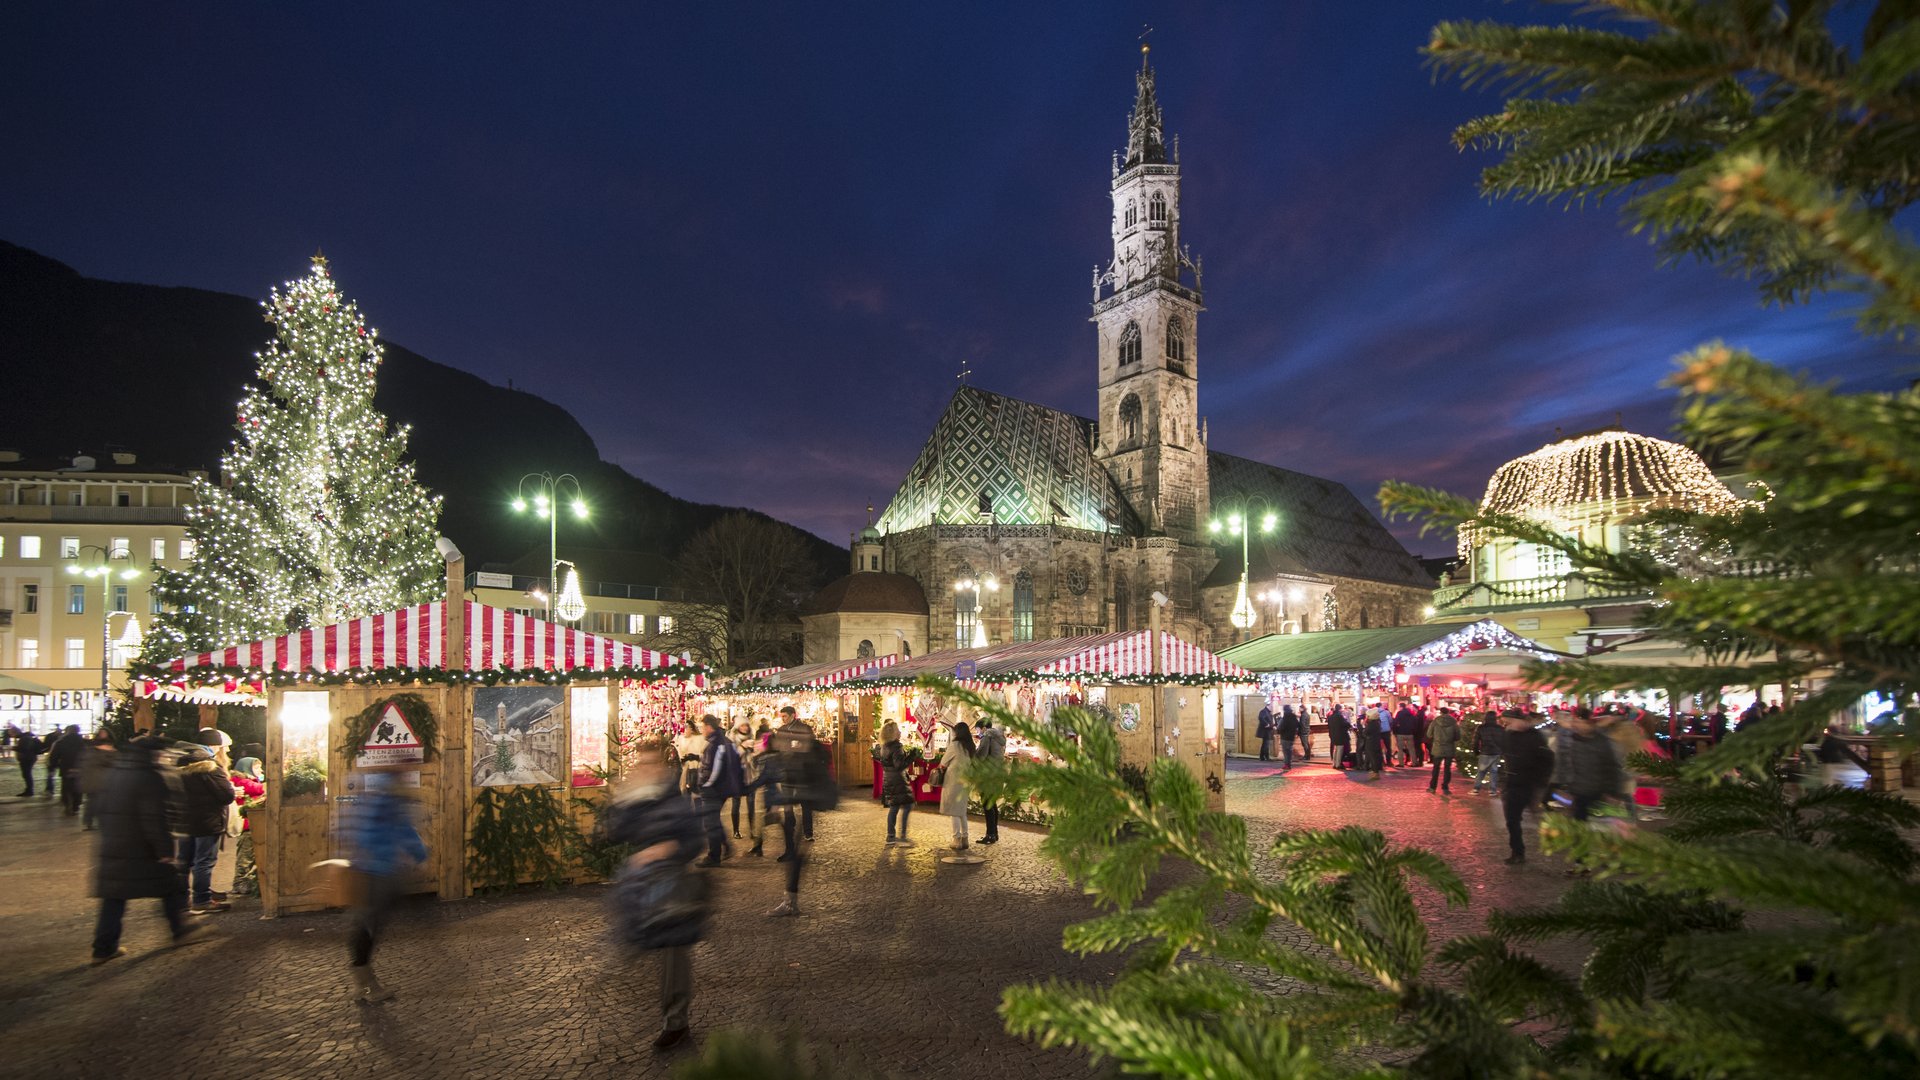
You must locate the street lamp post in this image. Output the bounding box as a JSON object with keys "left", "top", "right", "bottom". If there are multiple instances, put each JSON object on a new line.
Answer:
{"left": 66, "top": 544, "right": 142, "bottom": 724}
{"left": 1208, "top": 504, "right": 1277, "bottom": 643}
{"left": 512, "top": 473, "right": 588, "bottom": 622}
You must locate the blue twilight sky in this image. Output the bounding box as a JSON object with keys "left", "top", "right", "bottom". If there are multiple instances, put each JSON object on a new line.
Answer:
{"left": 4, "top": 2, "right": 1913, "bottom": 554}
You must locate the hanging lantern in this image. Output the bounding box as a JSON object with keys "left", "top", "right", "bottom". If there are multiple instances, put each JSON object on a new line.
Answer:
{"left": 1229, "top": 579, "right": 1255, "bottom": 630}
{"left": 556, "top": 567, "right": 587, "bottom": 623}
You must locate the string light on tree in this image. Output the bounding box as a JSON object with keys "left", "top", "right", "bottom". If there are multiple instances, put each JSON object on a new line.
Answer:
{"left": 147, "top": 253, "right": 444, "bottom": 659}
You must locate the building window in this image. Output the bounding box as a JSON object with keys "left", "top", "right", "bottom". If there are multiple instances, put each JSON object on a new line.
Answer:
{"left": 61, "top": 537, "right": 80, "bottom": 559}
{"left": 112, "top": 584, "right": 129, "bottom": 613}
{"left": 1149, "top": 191, "right": 1167, "bottom": 222}
{"left": 179, "top": 538, "right": 196, "bottom": 560}
{"left": 1013, "top": 571, "right": 1035, "bottom": 642}
{"left": 1165, "top": 317, "right": 1187, "bottom": 363}
{"left": 21, "top": 584, "right": 38, "bottom": 614}
{"left": 19, "top": 639, "right": 38, "bottom": 668}
{"left": 68, "top": 585, "right": 86, "bottom": 615}
{"left": 1118, "top": 321, "right": 1141, "bottom": 365}
{"left": 19, "top": 535, "right": 40, "bottom": 559}
{"left": 151, "top": 537, "right": 166, "bottom": 562}
{"left": 857, "top": 639, "right": 875, "bottom": 659}
{"left": 1123, "top": 199, "right": 1137, "bottom": 228}
{"left": 151, "top": 591, "right": 165, "bottom": 615}
{"left": 110, "top": 537, "right": 130, "bottom": 558}
{"left": 115, "top": 491, "right": 131, "bottom": 507}
{"left": 1113, "top": 571, "right": 1131, "bottom": 631}
{"left": 1119, "top": 395, "right": 1142, "bottom": 446}
{"left": 111, "top": 638, "right": 134, "bottom": 669}
{"left": 869, "top": 555, "right": 881, "bottom": 571}
{"left": 955, "top": 563, "right": 978, "bottom": 649}
{"left": 65, "top": 638, "right": 86, "bottom": 668}
{"left": 628, "top": 613, "right": 646, "bottom": 634}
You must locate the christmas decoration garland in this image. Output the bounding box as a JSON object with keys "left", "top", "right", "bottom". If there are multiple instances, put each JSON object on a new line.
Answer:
{"left": 846, "top": 669, "right": 1244, "bottom": 691}
{"left": 131, "top": 661, "right": 709, "bottom": 690}
{"left": 342, "top": 693, "right": 439, "bottom": 762}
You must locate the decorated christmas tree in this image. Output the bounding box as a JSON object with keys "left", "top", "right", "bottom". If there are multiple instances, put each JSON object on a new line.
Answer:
{"left": 146, "top": 254, "right": 444, "bottom": 662}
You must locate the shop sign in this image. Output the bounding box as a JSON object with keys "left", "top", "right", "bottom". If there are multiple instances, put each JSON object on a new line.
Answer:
{"left": 473, "top": 571, "right": 514, "bottom": 589}
{"left": 1515, "top": 617, "right": 1541, "bottom": 631}
{"left": 1, "top": 689, "right": 101, "bottom": 714}
{"left": 354, "top": 702, "right": 426, "bottom": 767}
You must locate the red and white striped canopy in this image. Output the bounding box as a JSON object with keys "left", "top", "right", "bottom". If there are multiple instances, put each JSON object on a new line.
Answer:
{"left": 156, "top": 601, "right": 701, "bottom": 680}
{"left": 841, "top": 631, "right": 1251, "bottom": 690}
{"left": 722, "top": 654, "right": 900, "bottom": 693}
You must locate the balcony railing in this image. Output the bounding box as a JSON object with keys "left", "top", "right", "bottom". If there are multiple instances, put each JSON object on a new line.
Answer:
{"left": 465, "top": 572, "right": 683, "bottom": 604}
{"left": 1433, "top": 575, "right": 1651, "bottom": 614}
{"left": 0, "top": 505, "right": 189, "bottom": 525}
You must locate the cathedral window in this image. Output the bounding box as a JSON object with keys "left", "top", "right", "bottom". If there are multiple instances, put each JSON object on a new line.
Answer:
{"left": 1118, "top": 321, "right": 1141, "bottom": 366}
{"left": 1149, "top": 191, "right": 1167, "bottom": 223}
{"left": 1013, "top": 571, "right": 1035, "bottom": 642}
{"left": 1165, "top": 317, "right": 1187, "bottom": 363}
{"left": 857, "top": 639, "right": 875, "bottom": 659}
{"left": 1119, "top": 395, "right": 1142, "bottom": 446}
{"left": 955, "top": 563, "right": 978, "bottom": 648}
{"left": 1124, "top": 200, "right": 1137, "bottom": 228}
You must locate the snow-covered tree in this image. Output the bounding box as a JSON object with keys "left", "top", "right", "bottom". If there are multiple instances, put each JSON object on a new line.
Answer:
{"left": 147, "top": 254, "right": 443, "bottom": 660}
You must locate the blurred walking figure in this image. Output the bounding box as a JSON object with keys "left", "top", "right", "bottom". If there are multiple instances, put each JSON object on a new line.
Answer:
{"left": 1471, "top": 711, "right": 1504, "bottom": 794}
{"left": 1254, "top": 701, "right": 1273, "bottom": 762}
{"left": 1499, "top": 712, "right": 1556, "bottom": 865}
{"left": 1295, "top": 705, "right": 1313, "bottom": 761}
{"left": 728, "top": 720, "right": 758, "bottom": 840}
{"left": 90, "top": 736, "right": 211, "bottom": 964}
{"left": 80, "top": 731, "right": 115, "bottom": 830}
{"left": 974, "top": 715, "right": 1005, "bottom": 843}
{"left": 872, "top": 721, "right": 916, "bottom": 846}
{"left": 939, "top": 722, "right": 976, "bottom": 852}
{"left": 607, "top": 742, "right": 708, "bottom": 1052}
{"left": 1426, "top": 708, "right": 1460, "bottom": 794}
{"left": 693, "top": 715, "right": 743, "bottom": 866}
{"left": 764, "top": 715, "right": 831, "bottom": 916}
{"left": 340, "top": 771, "right": 427, "bottom": 1003}
{"left": 1563, "top": 707, "right": 1624, "bottom": 822}
{"left": 1356, "top": 708, "right": 1384, "bottom": 779}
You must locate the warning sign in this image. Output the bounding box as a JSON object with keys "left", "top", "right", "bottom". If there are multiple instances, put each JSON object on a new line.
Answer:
{"left": 354, "top": 702, "right": 426, "bottom": 768}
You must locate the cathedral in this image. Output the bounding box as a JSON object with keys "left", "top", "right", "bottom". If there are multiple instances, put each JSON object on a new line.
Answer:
{"left": 800, "top": 48, "right": 1435, "bottom": 663}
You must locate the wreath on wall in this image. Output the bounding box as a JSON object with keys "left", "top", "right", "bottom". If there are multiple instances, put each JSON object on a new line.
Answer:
{"left": 342, "top": 693, "right": 439, "bottom": 762}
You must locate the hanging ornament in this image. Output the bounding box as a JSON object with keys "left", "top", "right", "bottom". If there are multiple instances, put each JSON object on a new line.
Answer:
{"left": 556, "top": 567, "right": 587, "bottom": 623}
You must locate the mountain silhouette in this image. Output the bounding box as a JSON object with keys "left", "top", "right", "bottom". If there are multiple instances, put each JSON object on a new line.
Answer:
{"left": 1, "top": 240, "right": 842, "bottom": 581}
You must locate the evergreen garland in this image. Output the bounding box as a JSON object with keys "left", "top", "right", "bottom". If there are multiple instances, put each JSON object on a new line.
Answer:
{"left": 341, "top": 693, "right": 438, "bottom": 762}
{"left": 132, "top": 661, "right": 707, "bottom": 689}
{"left": 466, "top": 786, "right": 574, "bottom": 892}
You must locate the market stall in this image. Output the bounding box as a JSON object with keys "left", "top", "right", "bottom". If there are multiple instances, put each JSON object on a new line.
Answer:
{"left": 138, "top": 594, "right": 707, "bottom": 916}
{"left": 833, "top": 630, "right": 1254, "bottom": 815}
{"left": 1217, "top": 621, "right": 1561, "bottom": 754}
{"left": 707, "top": 655, "right": 902, "bottom": 781}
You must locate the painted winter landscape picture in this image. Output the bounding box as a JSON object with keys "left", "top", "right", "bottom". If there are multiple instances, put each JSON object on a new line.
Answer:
{"left": 471, "top": 687, "right": 565, "bottom": 786}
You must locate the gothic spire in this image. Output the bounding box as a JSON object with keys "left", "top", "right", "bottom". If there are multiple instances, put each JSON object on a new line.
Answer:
{"left": 1124, "top": 44, "right": 1167, "bottom": 169}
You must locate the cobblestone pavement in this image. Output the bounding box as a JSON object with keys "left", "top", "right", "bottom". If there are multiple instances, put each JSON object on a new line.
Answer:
{"left": 0, "top": 755, "right": 1576, "bottom": 1079}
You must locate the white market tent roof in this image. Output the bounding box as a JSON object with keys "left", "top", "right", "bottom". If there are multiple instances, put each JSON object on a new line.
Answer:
{"left": 141, "top": 600, "right": 707, "bottom": 691}
{"left": 1219, "top": 620, "right": 1559, "bottom": 693}
{"left": 836, "top": 630, "right": 1253, "bottom": 692}
{"left": 720, "top": 654, "right": 901, "bottom": 693}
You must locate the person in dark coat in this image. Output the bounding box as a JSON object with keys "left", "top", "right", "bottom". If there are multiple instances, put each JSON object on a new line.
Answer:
{"left": 608, "top": 743, "right": 708, "bottom": 1053}
{"left": 1563, "top": 708, "right": 1624, "bottom": 821}
{"left": 1325, "top": 707, "right": 1352, "bottom": 770}
{"left": 1357, "top": 708, "right": 1385, "bottom": 779}
{"left": 177, "top": 735, "right": 234, "bottom": 913}
{"left": 1499, "top": 713, "right": 1556, "bottom": 864}
{"left": 45, "top": 725, "right": 86, "bottom": 813}
{"left": 872, "top": 721, "right": 917, "bottom": 846}
{"left": 1277, "top": 706, "right": 1300, "bottom": 770}
{"left": 1255, "top": 703, "right": 1273, "bottom": 762}
{"left": 15, "top": 728, "right": 44, "bottom": 796}
{"left": 692, "top": 715, "right": 741, "bottom": 866}
{"left": 90, "top": 736, "right": 211, "bottom": 963}
{"left": 1391, "top": 705, "right": 1418, "bottom": 768}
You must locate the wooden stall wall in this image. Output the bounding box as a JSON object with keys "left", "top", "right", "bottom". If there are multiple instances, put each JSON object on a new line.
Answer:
{"left": 261, "top": 684, "right": 468, "bottom": 916}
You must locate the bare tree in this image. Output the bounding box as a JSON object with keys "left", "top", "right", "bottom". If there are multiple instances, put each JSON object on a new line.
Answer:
{"left": 661, "top": 512, "right": 812, "bottom": 672}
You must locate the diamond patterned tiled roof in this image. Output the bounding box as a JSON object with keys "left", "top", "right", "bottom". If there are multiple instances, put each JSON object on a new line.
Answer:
{"left": 873, "top": 389, "right": 1432, "bottom": 591}
{"left": 875, "top": 387, "right": 1140, "bottom": 534}
{"left": 1208, "top": 452, "right": 1436, "bottom": 590}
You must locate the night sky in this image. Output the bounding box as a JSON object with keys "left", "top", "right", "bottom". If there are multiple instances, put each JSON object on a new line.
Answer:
{"left": 6, "top": 3, "right": 1912, "bottom": 555}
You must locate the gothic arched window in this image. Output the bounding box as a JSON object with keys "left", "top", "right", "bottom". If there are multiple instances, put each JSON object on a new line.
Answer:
{"left": 1113, "top": 570, "right": 1131, "bottom": 631}
{"left": 1119, "top": 395, "right": 1142, "bottom": 446}
{"left": 857, "top": 639, "right": 875, "bottom": 659}
{"left": 1118, "top": 321, "right": 1142, "bottom": 365}
{"left": 1124, "top": 199, "right": 1137, "bottom": 228}
{"left": 954, "top": 563, "right": 978, "bottom": 648}
{"left": 1012, "top": 570, "right": 1035, "bottom": 642}
{"left": 1165, "top": 317, "right": 1187, "bottom": 363}
{"left": 1149, "top": 191, "right": 1167, "bottom": 222}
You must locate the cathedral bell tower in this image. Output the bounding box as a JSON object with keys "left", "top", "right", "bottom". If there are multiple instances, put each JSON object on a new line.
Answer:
{"left": 1092, "top": 45, "right": 1209, "bottom": 542}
